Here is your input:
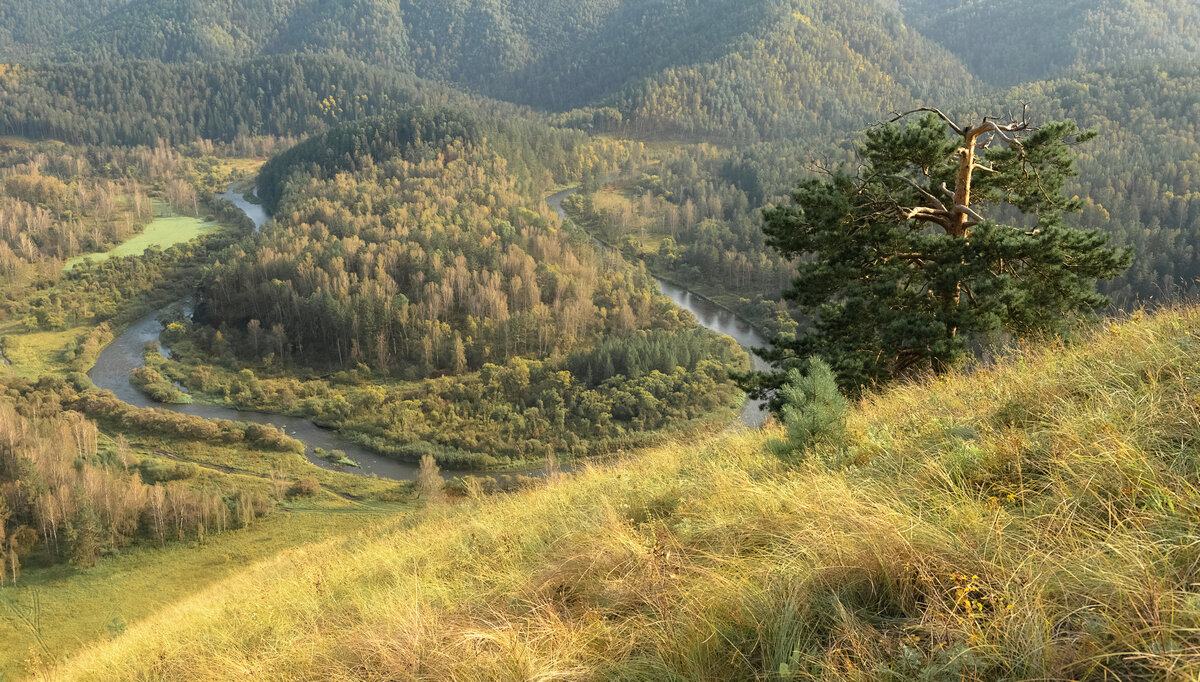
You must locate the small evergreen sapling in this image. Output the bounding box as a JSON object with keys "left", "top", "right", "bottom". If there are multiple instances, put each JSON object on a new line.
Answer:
{"left": 767, "top": 358, "right": 848, "bottom": 462}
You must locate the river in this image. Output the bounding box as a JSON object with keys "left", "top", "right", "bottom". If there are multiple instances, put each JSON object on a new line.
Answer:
{"left": 547, "top": 188, "right": 771, "bottom": 426}
{"left": 88, "top": 185, "right": 771, "bottom": 483}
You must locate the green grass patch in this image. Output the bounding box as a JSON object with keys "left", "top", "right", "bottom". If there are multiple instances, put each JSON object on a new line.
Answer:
{"left": 0, "top": 502, "right": 407, "bottom": 680}
{"left": 64, "top": 207, "right": 217, "bottom": 271}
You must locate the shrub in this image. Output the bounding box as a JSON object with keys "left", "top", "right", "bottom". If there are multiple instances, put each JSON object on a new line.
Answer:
{"left": 130, "top": 367, "right": 192, "bottom": 404}
{"left": 287, "top": 478, "right": 320, "bottom": 498}
{"left": 416, "top": 454, "right": 445, "bottom": 504}
{"left": 138, "top": 459, "right": 199, "bottom": 483}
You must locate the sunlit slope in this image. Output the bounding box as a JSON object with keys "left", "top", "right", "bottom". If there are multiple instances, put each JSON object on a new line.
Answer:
{"left": 54, "top": 305, "right": 1200, "bottom": 680}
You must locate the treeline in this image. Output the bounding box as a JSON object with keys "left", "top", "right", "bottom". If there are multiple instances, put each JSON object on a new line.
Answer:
{"left": 0, "top": 379, "right": 281, "bottom": 581}
{"left": 0, "top": 140, "right": 184, "bottom": 281}
{"left": 1, "top": 206, "right": 237, "bottom": 343}
{"left": 256, "top": 107, "right": 624, "bottom": 211}
{"left": 155, "top": 327, "right": 744, "bottom": 468}
{"left": 0, "top": 55, "right": 468, "bottom": 147}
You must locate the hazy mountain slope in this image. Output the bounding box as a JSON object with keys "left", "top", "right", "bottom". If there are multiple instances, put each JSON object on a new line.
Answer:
{"left": 0, "top": 0, "right": 132, "bottom": 49}
{"left": 0, "top": 56, "right": 441, "bottom": 146}
{"left": 397, "top": 0, "right": 786, "bottom": 111}
{"left": 900, "top": 0, "right": 1200, "bottom": 85}
{"left": 52, "top": 304, "right": 1200, "bottom": 680}
{"left": 20, "top": 0, "right": 974, "bottom": 142}
{"left": 602, "top": 0, "right": 976, "bottom": 140}
{"left": 55, "top": 0, "right": 412, "bottom": 66}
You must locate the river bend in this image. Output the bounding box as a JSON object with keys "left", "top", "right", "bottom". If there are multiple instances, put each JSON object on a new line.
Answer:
{"left": 89, "top": 186, "right": 771, "bottom": 482}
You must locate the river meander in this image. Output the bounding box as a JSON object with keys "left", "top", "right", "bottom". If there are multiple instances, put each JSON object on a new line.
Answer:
{"left": 88, "top": 186, "right": 772, "bottom": 482}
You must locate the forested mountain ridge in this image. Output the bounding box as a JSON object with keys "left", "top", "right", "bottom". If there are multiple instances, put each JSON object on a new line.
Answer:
{"left": 900, "top": 0, "right": 1200, "bottom": 85}
{"left": 588, "top": 0, "right": 975, "bottom": 141}
{"left": 0, "top": 0, "right": 131, "bottom": 50}
{"left": 5, "top": 0, "right": 1198, "bottom": 145}
{"left": 0, "top": 56, "right": 467, "bottom": 147}
{"left": 2, "top": 0, "right": 975, "bottom": 142}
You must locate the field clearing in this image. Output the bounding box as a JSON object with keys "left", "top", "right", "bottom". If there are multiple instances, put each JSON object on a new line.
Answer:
{"left": 0, "top": 327, "right": 81, "bottom": 378}
{"left": 64, "top": 208, "right": 217, "bottom": 271}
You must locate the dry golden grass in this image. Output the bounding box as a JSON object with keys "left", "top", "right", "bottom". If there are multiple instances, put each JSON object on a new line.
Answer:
{"left": 48, "top": 305, "right": 1200, "bottom": 681}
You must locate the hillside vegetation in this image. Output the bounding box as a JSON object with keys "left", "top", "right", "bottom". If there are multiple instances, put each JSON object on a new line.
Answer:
{"left": 901, "top": 0, "right": 1200, "bottom": 85}
{"left": 3, "top": 0, "right": 973, "bottom": 141}
{"left": 52, "top": 304, "right": 1200, "bottom": 680}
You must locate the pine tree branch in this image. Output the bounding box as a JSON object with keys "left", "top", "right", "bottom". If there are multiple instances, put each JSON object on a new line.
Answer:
{"left": 883, "top": 174, "right": 947, "bottom": 211}
{"left": 890, "top": 107, "right": 966, "bottom": 136}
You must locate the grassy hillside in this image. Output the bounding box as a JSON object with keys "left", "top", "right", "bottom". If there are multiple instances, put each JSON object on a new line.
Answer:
{"left": 0, "top": 500, "right": 403, "bottom": 681}
{"left": 50, "top": 304, "right": 1200, "bottom": 680}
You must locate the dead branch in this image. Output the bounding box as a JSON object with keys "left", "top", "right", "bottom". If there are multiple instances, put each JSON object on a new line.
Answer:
{"left": 890, "top": 107, "right": 966, "bottom": 136}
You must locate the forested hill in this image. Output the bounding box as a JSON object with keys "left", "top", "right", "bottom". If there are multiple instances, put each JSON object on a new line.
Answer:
{"left": 5, "top": 0, "right": 1198, "bottom": 144}
{"left": 900, "top": 0, "right": 1200, "bottom": 85}
{"left": 0, "top": 0, "right": 131, "bottom": 49}
{"left": 2, "top": 0, "right": 974, "bottom": 141}
{"left": 184, "top": 108, "right": 747, "bottom": 464}
{"left": 0, "top": 56, "right": 496, "bottom": 147}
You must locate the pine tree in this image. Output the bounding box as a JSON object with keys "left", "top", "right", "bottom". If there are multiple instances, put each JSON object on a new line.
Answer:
{"left": 767, "top": 358, "right": 848, "bottom": 462}
{"left": 742, "top": 108, "right": 1131, "bottom": 405}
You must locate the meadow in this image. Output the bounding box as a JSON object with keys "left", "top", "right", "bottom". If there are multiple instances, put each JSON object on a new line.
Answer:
{"left": 0, "top": 500, "right": 406, "bottom": 680}
{"left": 63, "top": 204, "right": 217, "bottom": 271}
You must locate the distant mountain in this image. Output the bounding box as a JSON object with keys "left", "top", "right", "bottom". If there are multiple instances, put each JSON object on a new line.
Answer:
{"left": 6, "top": 0, "right": 1198, "bottom": 143}
{"left": 3, "top": 0, "right": 974, "bottom": 141}
{"left": 900, "top": 0, "right": 1200, "bottom": 85}
{"left": 40, "top": 0, "right": 411, "bottom": 67}
{"left": 598, "top": 0, "right": 976, "bottom": 140}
